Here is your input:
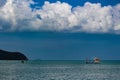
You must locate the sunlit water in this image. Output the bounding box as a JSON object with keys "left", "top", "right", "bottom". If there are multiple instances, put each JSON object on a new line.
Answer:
{"left": 0, "top": 60, "right": 120, "bottom": 80}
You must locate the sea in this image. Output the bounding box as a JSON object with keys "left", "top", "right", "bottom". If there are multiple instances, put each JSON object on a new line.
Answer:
{"left": 0, "top": 60, "right": 120, "bottom": 80}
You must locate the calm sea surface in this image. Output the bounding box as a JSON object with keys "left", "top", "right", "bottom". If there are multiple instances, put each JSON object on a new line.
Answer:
{"left": 0, "top": 60, "right": 120, "bottom": 80}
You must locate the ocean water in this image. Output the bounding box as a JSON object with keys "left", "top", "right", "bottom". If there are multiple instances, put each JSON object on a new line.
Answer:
{"left": 0, "top": 60, "right": 120, "bottom": 80}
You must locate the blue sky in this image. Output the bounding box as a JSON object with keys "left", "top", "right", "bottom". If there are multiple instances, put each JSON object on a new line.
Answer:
{"left": 0, "top": 0, "right": 120, "bottom": 60}
{"left": 0, "top": 32, "right": 120, "bottom": 60}
{"left": 33, "top": 0, "right": 120, "bottom": 6}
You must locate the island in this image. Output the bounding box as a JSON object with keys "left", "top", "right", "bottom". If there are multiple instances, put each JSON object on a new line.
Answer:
{"left": 0, "top": 49, "right": 28, "bottom": 60}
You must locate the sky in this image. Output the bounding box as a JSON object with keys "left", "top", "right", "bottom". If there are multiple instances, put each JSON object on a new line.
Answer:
{"left": 0, "top": 0, "right": 120, "bottom": 60}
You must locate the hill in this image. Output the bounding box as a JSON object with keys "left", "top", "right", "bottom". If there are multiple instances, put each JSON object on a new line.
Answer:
{"left": 0, "top": 50, "right": 28, "bottom": 60}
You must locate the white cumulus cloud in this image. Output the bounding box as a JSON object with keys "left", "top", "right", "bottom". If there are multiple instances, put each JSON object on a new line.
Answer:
{"left": 0, "top": 0, "right": 120, "bottom": 33}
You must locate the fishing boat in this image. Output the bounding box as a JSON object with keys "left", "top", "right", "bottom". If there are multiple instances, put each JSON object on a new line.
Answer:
{"left": 94, "top": 57, "right": 100, "bottom": 64}
{"left": 85, "top": 57, "right": 100, "bottom": 64}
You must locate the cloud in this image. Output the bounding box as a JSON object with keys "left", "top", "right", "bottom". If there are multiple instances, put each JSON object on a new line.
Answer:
{"left": 0, "top": 0, "right": 120, "bottom": 33}
{"left": 112, "top": 4, "right": 120, "bottom": 31}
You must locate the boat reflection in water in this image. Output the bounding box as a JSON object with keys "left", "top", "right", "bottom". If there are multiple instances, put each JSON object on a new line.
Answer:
{"left": 86, "top": 57, "right": 100, "bottom": 64}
